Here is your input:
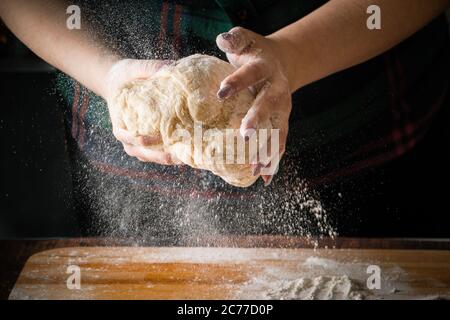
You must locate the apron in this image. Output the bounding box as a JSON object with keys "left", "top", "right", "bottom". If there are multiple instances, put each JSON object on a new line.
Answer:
{"left": 57, "top": 0, "right": 450, "bottom": 240}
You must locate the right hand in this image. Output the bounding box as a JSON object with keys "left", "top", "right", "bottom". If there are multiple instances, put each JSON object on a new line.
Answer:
{"left": 102, "top": 59, "right": 183, "bottom": 165}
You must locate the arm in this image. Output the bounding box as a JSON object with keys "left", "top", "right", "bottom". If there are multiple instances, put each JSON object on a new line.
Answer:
{"left": 216, "top": 0, "right": 450, "bottom": 184}
{"left": 271, "top": 0, "right": 450, "bottom": 91}
{"left": 0, "top": 0, "right": 179, "bottom": 165}
{"left": 0, "top": 0, "right": 115, "bottom": 97}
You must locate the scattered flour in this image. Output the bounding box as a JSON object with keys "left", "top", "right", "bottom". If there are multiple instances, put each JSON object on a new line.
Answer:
{"left": 304, "top": 256, "right": 341, "bottom": 269}
{"left": 237, "top": 255, "right": 413, "bottom": 300}
{"left": 264, "top": 275, "right": 364, "bottom": 300}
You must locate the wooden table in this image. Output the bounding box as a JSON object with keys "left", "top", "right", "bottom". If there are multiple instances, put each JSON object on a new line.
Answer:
{"left": 1, "top": 237, "right": 450, "bottom": 300}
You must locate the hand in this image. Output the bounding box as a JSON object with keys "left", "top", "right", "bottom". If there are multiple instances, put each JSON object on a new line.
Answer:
{"left": 216, "top": 27, "right": 293, "bottom": 186}
{"left": 102, "top": 59, "right": 182, "bottom": 165}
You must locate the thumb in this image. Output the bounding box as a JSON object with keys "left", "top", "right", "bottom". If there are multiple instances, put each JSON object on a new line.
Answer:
{"left": 133, "top": 59, "right": 173, "bottom": 79}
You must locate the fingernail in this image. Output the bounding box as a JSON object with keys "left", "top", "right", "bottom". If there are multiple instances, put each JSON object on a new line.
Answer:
{"left": 252, "top": 164, "right": 262, "bottom": 176}
{"left": 170, "top": 155, "right": 183, "bottom": 165}
{"left": 261, "top": 161, "right": 279, "bottom": 176}
{"left": 264, "top": 175, "right": 274, "bottom": 187}
{"left": 217, "top": 84, "right": 234, "bottom": 99}
{"left": 221, "top": 32, "right": 233, "bottom": 41}
{"left": 140, "top": 136, "right": 154, "bottom": 145}
{"left": 242, "top": 128, "right": 256, "bottom": 141}
{"left": 156, "top": 60, "right": 172, "bottom": 69}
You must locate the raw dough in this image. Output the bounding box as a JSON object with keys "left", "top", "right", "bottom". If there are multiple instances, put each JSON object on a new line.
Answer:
{"left": 111, "top": 54, "right": 272, "bottom": 187}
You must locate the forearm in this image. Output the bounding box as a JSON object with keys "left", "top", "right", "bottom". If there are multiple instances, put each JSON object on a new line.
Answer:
{"left": 0, "top": 0, "right": 119, "bottom": 97}
{"left": 269, "top": 0, "right": 450, "bottom": 92}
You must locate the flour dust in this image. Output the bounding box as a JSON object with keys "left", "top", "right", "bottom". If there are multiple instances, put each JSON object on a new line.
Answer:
{"left": 71, "top": 145, "right": 337, "bottom": 247}
{"left": 57, "top": 1, "right": 337, "bottom": 245}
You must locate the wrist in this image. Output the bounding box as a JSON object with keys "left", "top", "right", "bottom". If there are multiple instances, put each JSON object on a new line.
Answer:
{"left": 266, "top": 33, "right": 308, "bottom": 93}
{"left": 97, "top": 54, "right": 122, "bottom": 99}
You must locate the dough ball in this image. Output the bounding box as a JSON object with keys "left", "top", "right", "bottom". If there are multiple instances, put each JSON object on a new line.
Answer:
{"left": 111, "top": 54, "right": 272, "bottom": 187}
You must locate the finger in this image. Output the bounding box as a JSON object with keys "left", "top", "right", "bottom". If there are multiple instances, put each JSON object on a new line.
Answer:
{"left": 250, "top": 135, "right": 273, "bottom": 174}
{"left": 259, "top": 136, "right": 284, "bottom": 173}
{"left": 217, "top": 60, "right": 268, "bottom": 99}
{"left": 131, "top": 59, "right": 173, "bottom": 79}
{"left": 216, "top": 27, "right": 257, "bottom": 54}
{"left": 240, "top": 82, "right": 273, "bottom": 140}
{"left": 257, "top": 112, "right": 289, "bottom": 159}
{"left": 261, "top": 153, "right": 282, "bottom": 187}
{"left": 123, "top": 144, "right": 180, "bottom": 165}
{"left": 278, "top": 125, "right": 288, "bottom": 159}
{"left": 262, "top": 161, "right": 281, "bottom": 187}
{"left": 142, "top": 59, "right": 173, "bottom": 76}
{"left": 261, "top": 174, "right": 274, "bottom": 187}
{"left": 113, "top": 128, "right": 161, "bottom": 147}
{"left": 247, "top": 135, "right": 276, "bottom": 174}
{"left": 105, "top": 59, "right": 173, "bottom": 99}
{"left": 250, "top": 108, "right": 290, "bottom": 175}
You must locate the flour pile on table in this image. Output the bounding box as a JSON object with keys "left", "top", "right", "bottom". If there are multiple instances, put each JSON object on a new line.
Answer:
{"left": 263, "top": 275, "right": 364, "bottom": 300}
{"left": 237, "top": 255, "right": 413, "bottom": 300}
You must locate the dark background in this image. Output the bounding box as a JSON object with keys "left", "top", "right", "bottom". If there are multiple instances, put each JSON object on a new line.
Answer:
{"left": 0, "top": 23, "right": 79, "bottom": 237}
{"left": 0, "top": 12, "right": 449, "bottom": 239}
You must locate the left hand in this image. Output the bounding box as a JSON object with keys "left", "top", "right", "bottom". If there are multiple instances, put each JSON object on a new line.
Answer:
{"left": 103, "top": 59, "right": 183, "bottom": 165}
{"left": 216, "top": 27, "right": 294, "bottom": 186}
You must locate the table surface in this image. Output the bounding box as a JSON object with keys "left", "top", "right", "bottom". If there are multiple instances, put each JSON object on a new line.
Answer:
{"left": 1, "top": 236, "right": 450, "bottom": 300}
